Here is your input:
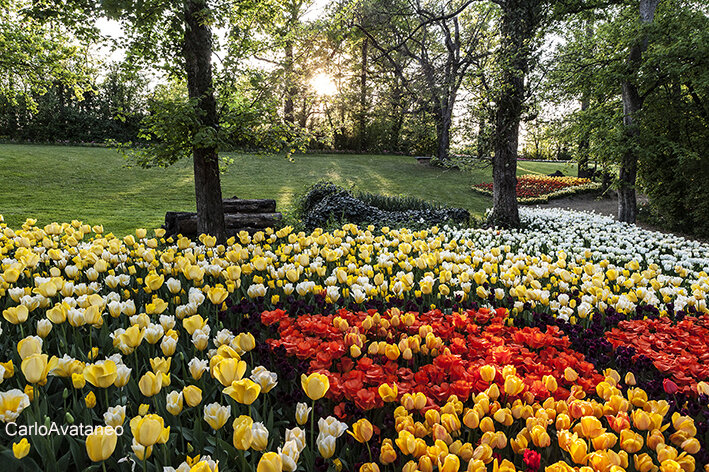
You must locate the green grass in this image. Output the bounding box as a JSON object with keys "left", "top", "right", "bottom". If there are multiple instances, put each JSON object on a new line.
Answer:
{"left": 0, "top": 144, "right": 577, "bottom": 236}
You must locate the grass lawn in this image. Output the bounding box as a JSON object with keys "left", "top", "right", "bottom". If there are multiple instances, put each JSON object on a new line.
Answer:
{"left": 0, "top": 144, "right": 577, "bottom": 235}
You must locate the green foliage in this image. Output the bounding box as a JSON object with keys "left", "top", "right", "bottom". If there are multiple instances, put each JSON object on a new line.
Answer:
{"left": 0, "top": 0, "right": 93, "bottom": 112}
{"left": 546, "top": 0, "right": 709, "bottom": 235}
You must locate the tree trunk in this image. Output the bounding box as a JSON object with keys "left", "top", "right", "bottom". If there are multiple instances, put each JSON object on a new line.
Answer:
{"left": 184, "top": 0, "right": 226, "bottom": 241}
{"left": 357, "top": 38, "right": 368, "bottom": 153}
{"left": 283, "top": 39, "right": 295, "bottom": 124}
{"left": 389, "top": 82, "right": 404, "bottom": 153}
{"left": 435, "top": 109, "right": 452, "bottom": 161}
{"left": 489, "top": 6, "right": 532, "bottom": 228}
{"left": 617, "top": 0, "right": 661, "bottom": 223}
{"left": 578, "top": 96, "right": 591, "bottom": 178}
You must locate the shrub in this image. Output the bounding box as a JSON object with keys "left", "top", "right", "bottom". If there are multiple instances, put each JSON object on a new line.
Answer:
{"left": 297, "top": 181, "right": 470, "bottom": 229}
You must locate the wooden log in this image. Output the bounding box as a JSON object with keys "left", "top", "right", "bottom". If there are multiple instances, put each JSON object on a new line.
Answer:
{"left": 165, "top": 212, "right": 282, "bottom": 236}
{"left": 223, "top": 197, "right": 276, "bottom": 213}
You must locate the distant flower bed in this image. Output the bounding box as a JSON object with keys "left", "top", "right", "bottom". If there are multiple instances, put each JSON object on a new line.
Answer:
{"left": 473, "top": 175, "right": 601, "bottom": 203}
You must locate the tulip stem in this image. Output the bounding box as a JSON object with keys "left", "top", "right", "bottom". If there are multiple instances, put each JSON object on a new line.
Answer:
{"left": 143, "top": 457, "right": 147, "bottom": 472}
{"left": 310, "top": 399, "right": 316, "bottom": 451}
{"left": 102, "top": 462, "right": 107, "bottom": 472}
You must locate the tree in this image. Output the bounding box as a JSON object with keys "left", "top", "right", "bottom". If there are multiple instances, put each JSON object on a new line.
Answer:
{"left": 352, "top": 0, "right": 494, "bottom": 161}
{"left": 0, "top": 0, "right": 92, "bottom": 124}
{"left": 548, "top": 0, "right": 708, "bottom": 233}
{"left": 183, "top": 0, "right": 225, "bottom": 241}
{"left": 30, "top": 0, "right": 280, "bottom": 241}
{"left": 486, "top": 1, "right": 548, "bottom": 227}
{"left": 617, "top": 0, "right": 661, "bottom": 223}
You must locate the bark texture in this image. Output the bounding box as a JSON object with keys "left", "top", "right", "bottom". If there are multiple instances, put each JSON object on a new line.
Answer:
{"left": 489, "top": 3, "right": 538, "bottom": 228}
{"left": 184, "top": 0, "right": 226, "bottom": 241}
{"left": 617, "top": 0, "right": 661, "bottom": 223}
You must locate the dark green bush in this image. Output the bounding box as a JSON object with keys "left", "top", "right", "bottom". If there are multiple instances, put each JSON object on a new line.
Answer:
{"left": 297, "top": 182, "right": 470, "bottom": 230}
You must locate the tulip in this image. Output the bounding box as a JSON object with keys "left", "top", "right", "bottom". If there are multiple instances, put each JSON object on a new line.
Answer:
{"left": 104, "top": 405, "right": 126, "bottom": 428}
{"left": 84, "top": 360, "right": 118, "bottom": 389}
{"left": 295, "top": 402, "right": 311, "bottom": 426}
{"left": 182, "top": 385, "right": 203, "bottom": 407}
{"left": 166, "top": 391, "right": 184, "bottom": 415}
{"left": 213, "top": 358, "right": 246, "bottom": 386}
{"left": 301, "top": 373, "right": 329, "bottom": 400}
{"left": 208, "top": 285, "right": 229, "bottom": 305}
{"left": 380, "top": 438, "right": 397, "bottom": 464}
{"left": 257, "top": 452, "right": 282, "bottom": 472}
{"left": 349, "top": 418, "right": 373, "bottom": 443}
{"left": 224, "top": 379, "right": 261, "bottom": 405}
{"left": 85, "top": 427, "right": 118, "bottom": 462}
{"left": 17, "top": 336, "right": 43, "bottom": 360}
{"left": 21, "top": 353, "right": 49, "bottom": 385}
{"left": 144, "top": 272, "right": 164, "bottom": 291}
{"left": 131, "top": 439, "right": 152, "bottom": 461}
{"left": 233, "top": 415, "right": 253, "bottom": 450}
{"left": 204, "top": 402, "right": 231, "bottom": 430}
{"left": 85, "top": 391, "right": 97, "bottom": 408}
{"left": 130, "top": 414, "right": 167, "bottom": 447}
{"left": 13, "top": 437, "right": 30, "bottom": 459}
{"left": 250, "top": 366, "right": 278, "bottom": 393}
{"left": 138, "top": 372, "right": 163, "bottom": 397}
{"left": 251, "top": 422, "right": 269, "bottom": 450}
{"left": 378, "top": 383, "right": 398, "bottom": 402}
{"left": 503, "top": 375, "right": 524, "bottom": 396}
{"left": 3, "top": 305, "right": 29, "bottom": 324}
{"left": 72, "top": 373, "right": 86, "bottom": 389}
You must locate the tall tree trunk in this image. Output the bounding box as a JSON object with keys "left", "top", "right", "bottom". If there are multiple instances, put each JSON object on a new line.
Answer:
{"left": 618, "top": 0, "right": 661, "bottom": 223}
{"left": 489, "top": 5, "right": 533, "bottom": 228}
{"left": 434, "top": 107, "right": 452, "bottom": 160}
{"left": 283, "top": 39, "right": 295, "bottom": 124}
{"left": 357, "top": 38, "right": 368, "bottom": 153}
{"left": 184, "top": 0, "right": 225, "bottom": 241}
{"left": 578, "top": 96, "right": 591, "bottom": 178}
{"left": 389, "top": 82, "right": 403, "bottom": 153}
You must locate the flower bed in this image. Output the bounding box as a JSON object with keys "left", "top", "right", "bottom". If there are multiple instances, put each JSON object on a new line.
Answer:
{"left": 473, "top": 175, "right": 601, "bottom": 203}
{"left": 0, "top": 211, "right": 707, "bottom": 471}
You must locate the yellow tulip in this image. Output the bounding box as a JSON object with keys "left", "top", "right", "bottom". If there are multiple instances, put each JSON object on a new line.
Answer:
{"left": 183, "top": 385, "right": 203, "bottom": 407}
{"left": 224, "top": 379, "right": 261, "bottom": 405}
{"left": 83, "top": 360, "right": 118, "bottom": 388}
{"left": 301, "top": 372, "right": 329, "bottom": 400}
{"left": 138, "top": 372, "right": 163, "bottom": 397}
{"left": 257, "top": 452, "right": 282, "bottom": 472}
{"left": 85, "top": 427, "right": 118, "bottom": 462}
{"left": 13, "top": 437, "right": 30, "bottom": 459}
{"left": 183, "top": 315, "right": 206, "bottom": 336}
{"left": 349, "top": 418, "right": 374, "bottom": 443}
{"left": 208, "top": 286, "right": 229, "bottom": 305}
{"left": 213, "top": 358, "right": 246, "bottom": 386}
{"left": 144, "top": 272, "right": 164, "bottom": 291}
{"left": 21, "top": 353, "right": 49, "bottom": 385}
{"left": 130, "top": 414, "right": 167, "bottom": 447}
{"left": 480, "top": 365, "right": 496, "bottom": 383}
{"left": 3, "top": 305, "right": 29, "bottom": 324}
{"left": 233, "top": 415, "right": 253, "bottom": 450}
{"left": 72, "top": 373, "right": 86, "bottom": 389}
{"left": 380, "top": 438, "right": 397, "bottom": 464}
{"left": 378, "top": 383, "right": 398, "bottom": 402}
{"left": 85, "top": 391, "right": 97, "bottom": 408}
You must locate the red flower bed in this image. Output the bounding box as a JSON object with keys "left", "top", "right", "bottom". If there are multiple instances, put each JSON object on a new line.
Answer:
{"left": 605, "top": 315, "right": 709, "bottom": 395}
{"left": 261, "top": 307, "right": 603, "bottom": 414}
{"left": 473, "top": 175, "right": 595, "bottom": 200}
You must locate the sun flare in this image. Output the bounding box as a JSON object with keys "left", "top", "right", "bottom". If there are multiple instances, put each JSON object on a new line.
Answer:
{"left": 310, "top": 73, "right": 337, "bottom": 96}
